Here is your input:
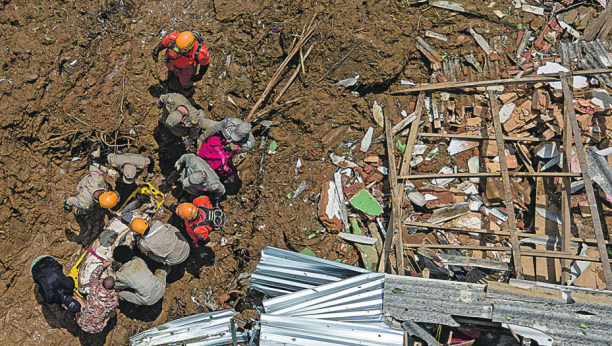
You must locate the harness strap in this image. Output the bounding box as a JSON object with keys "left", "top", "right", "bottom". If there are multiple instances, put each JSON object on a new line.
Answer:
{"left": 144, "top": 224, "right": 167, "bottom": 239}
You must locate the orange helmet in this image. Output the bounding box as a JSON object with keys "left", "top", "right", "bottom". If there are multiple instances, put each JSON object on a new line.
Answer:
{"left": 99, "top": 191, "right": 119, "bottom": 208}
{"left": 131, "top": 218, "right": 148, "bottom": 236}
{"left": 175, "top": 31, "right": 195, "bottom": 51}
{"left": 176, "top": 203, "right": 198, "bottom": 220}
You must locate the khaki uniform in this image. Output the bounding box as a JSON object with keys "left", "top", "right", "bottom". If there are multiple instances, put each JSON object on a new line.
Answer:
{"left": 114, "top": 257, "right": 166, "bottom": 306}
{"left": 176, "top": 153, "right": 225, "bottom": 197}
{"left": 65, "top": 163, "right": 109, "bottom": 214}
{"left": 202, "top": 118, "right": 255, "bottom": 153}
{"left": 158, "top": 93, "right": 215, "bottom": 139}
{"left": 107, "top": 153, "right": 153, "bottom": 183}
{"left": 137, "top": 221, "right": 190, "bottom": 266}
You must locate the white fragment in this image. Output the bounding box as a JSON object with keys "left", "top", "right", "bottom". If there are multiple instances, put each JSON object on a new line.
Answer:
{"left": 360, "top": 127, "right": 374, "bottom": 153}
{"left": 498, "top": 103, "right": 515, "bottom": 124}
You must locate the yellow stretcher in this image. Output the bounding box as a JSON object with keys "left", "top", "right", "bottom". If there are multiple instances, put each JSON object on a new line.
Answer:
{"left": 68, "top": 182, "right": 165, "bottom": 296}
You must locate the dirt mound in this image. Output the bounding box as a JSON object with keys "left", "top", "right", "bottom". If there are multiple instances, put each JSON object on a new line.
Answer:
{"left": 0, "top": 0, "right": 526, "bottom": 344}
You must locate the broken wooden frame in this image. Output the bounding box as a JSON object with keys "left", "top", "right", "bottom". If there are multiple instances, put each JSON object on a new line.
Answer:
{"left": 388, "top": 70, "right": 612, "bottom": 290}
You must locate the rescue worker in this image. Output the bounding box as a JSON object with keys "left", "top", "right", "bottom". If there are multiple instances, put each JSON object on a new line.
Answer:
{"left": 31, "top": 255, "right": 82, "bottom": 313}
{"left": 157, "top": 93, "right": 215, "bottom": 144}
{"left": 112, "top": 245, "right": 167, "bottom": 306}
{"left": 173, "top": 197, "right": 226, "bottom": 247}
{"left": 76, "top": 261, "right": 119, "bottom": 334}
{"left": 200, "top": 118, "right": 255, "bottom": 154}
{"left": 64, "top": 162, "right": 120, "bottom": 216}
{"left": 151, "top": 31, "right": 210, "bottom": 90}
{"left": 130, "top": 218, "right": 190, "bottom": 270}
{"left": 175, "top": 153, "right": 225, "bottom": 198}
{"left": 93, "top": 150, "right": 156, "bottom": 184}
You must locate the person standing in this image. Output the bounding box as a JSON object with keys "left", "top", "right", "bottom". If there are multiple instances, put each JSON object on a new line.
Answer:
{"left": 76, "top": 261, "right": 119, "bottom": 333}
{"left": 151, "top": 31, "right": 210, "bottom": 90}
{"left": 157, "top": 93, "right": 214, "bottom": 145}
{"left": 31, "top": 255, "right": 82, "bottom": 313}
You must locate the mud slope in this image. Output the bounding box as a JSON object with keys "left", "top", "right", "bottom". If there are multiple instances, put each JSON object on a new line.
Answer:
{"left": 0, "top": 0, "right": 521, "bottom": 344}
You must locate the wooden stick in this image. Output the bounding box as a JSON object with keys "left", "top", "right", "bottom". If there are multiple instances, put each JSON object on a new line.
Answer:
{"left": 391, "top": 68, "right": 612, "bottom": 94}
{"left": 417, "top": 132, "right": 555, "bottom": 142}
{"left": 274, "top": 45, "right": 314, "bottom": 104}
{"left": 404, "top": 244, "right": 512, "bottom": 251}
{"left": 246, "top": 14, "right": 318, "bottom": 122}
{"left": 380, "top": 115, "right": 403, "bottom": 274}
{"left": 316, "top": 40, "right": 361, "bottom": 83}
{"left": 398, "top": 172, "right": 581, "bottom": 179}
{"left": 489, "top": 90, "right": 523, "bottom": 279}
{"left": 561, "top": 72, "right": 612, "bottom": 290}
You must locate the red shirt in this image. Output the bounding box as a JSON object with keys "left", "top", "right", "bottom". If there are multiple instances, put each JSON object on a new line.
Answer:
{"left": 161, "top": 32, "right": 210, "bottom": 69}
{"left": 185, "top": 196, "right": 213, "bottom": 244}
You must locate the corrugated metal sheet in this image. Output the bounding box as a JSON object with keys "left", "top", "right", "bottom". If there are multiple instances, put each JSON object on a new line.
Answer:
{"left": 248, "top": 246, "right": 371, "bottom": 297}
{"left": 129, "top": 309, "right": 248, "bottom": 346}
{"left": 263, "top": 273, "right": 385, "bottom": 324}
{"left": 259, "top": 314, "right": 404, "bottom": 346}
{"left": 488, "top": 280, "right": 612, "bottom": 346}
{"left": 384, "top": 274, "right": 491, "bottom": 326}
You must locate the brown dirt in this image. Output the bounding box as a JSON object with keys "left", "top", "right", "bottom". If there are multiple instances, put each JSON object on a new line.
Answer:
{"left": 0, "top": 0, "right": 587, "bottom": 344}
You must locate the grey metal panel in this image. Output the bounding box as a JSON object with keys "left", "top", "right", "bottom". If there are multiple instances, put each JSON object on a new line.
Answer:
{"left": 259, "top": 314, "right": 404, "bottom": 346}
{"left": 487, "top": 281, "right": 612, "bottom": 346}
{"left": 129, "top": 309, "right": 247, "bottom": 346}
{"left": 383, "top": 274, "right": 491, "bottom": 326}
{"left": 249, "top": 246, "right": 371, "bottom": 297}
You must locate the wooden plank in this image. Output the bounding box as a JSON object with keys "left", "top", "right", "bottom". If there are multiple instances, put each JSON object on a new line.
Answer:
{"left": 391, "top": 68, "right": 612, "bottom": 94}
{"left": 489, "top": 90, "right": 523, "bottom": 279}
{"left": 561, "top": 72, "right": 612, "bottom": 290}
{"left": 404, "top": 220, "right": 612, "bottom": 245}
{"left": 561, "top": 99, "right": 573, "bottom": 285}
{"left": 398, "top": 172, "right": 581, "bottom": 179}
{"left": 418, "top": 133, "right": 553, "bottom": 142}
{"left": 404, "top": 244, "right": 512, "bottom": 252}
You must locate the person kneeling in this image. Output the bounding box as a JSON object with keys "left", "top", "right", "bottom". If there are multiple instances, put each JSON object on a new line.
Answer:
{"left": 112, "top": 246, "right": 167, "bottom": 306}
{"left": 130, "top": 218, "right": 190, "bottom": 272}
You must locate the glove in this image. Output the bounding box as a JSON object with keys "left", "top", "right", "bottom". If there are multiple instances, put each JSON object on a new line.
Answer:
{"left": 152, "top": 43, "right": 163, "bottom": 63}
{"left": 169, "top": 203, "right": 177, "bottom": 213}
{"left": 107, "top": 169, "right": 119, "bottom": 179}
{"left": 191, "top": 74, "right": 203, "bottom": 82}
{"left": 91, "top": 149, "right": 101, "bottom": 158}
{"left": 146, "top": 173, "right": 154, "bottom": 181}
{"left": 184, "top": 138, "right": 195, "bottom": 146}
{"left": 155, "top": 100, "right": 163, "bottom": 109}
{"left": 64, "top": 201, "right": 72, "bottom": 213}
{"left": 174, "top": 160, "right": 182, "bottom": 171}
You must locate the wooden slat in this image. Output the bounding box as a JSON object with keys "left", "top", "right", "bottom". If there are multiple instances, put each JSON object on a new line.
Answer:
{"left": 561, "top": 96, "right": 573, "bottom": 285}
{"left": 489, "top": 90, "right": 523, "bottom": 279}
{"left": 392, "top": 68, "right": 612, "bottom": 94}
{"left": 418, "top": 132, "right": 553, "bottom": 142}
{"left": 404, "top": 220, "right": 612, "bottom": 245}
{"left": 560, "top": 72, "right": 612, "bottom": 290}
{"left": 398, "top": 172, "right": 581, "bottom": 179}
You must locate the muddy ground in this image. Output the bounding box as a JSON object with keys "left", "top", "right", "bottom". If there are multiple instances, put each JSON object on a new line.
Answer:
{"left": 0, "top": 0, "right": 596, "bottom": 344}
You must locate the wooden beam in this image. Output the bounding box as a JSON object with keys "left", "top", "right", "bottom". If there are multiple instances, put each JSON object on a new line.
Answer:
{"left": 418, "top": 132, "right": 553, "bottom": 142}
{"left": 561, "top": 95, "right": 573, "bottom": 285}
{"left": 398, "top": 172, "right": 581, "bottom": 179}
{"left": 561, "top": 72, "right": 612, "bottom": 290}
{"left": 392, "top": 68, "right": 612, "bottom": 94}
{"left": 489, "top": 90, "right": 523, "bottom": 279}
{"left": 404, "top": 244, "right": 512, "bottom": 252}
{"left": 404, "top": 220, "right": 612, "bottom": 246}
